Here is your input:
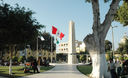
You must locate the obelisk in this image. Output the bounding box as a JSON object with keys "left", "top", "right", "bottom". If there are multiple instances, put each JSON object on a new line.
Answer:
{"left": 68, "top": 20, "right": 77, "bottom": 64}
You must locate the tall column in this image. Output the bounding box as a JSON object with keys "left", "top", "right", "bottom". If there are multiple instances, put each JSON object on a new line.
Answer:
{"left": 68, "top": 20, "right": 77, "bottom": 64}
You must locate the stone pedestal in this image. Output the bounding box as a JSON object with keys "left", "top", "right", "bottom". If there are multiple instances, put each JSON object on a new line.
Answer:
{"left": 68, "top": 20, "right": 77, "bottom": 64}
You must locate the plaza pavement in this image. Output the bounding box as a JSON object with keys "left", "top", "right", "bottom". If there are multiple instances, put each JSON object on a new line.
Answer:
{"left": 0, "top": 76, "right": 7, "bottom": 78}
{"left": 19, "top": 63, "right": 88, "bottom": 78}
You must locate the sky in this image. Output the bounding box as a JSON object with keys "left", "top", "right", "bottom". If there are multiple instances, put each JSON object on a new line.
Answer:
{"left": 2, "top": 0, "right": 128, "bottom": 50}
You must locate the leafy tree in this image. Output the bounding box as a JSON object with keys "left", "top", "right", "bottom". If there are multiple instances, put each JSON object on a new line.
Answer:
{"left": 106, "top": 52, "right": 112, "bottom": 61}
{"left": 0, "top": 4, "right": 43, "bottom": 45}
{"left": 12, "top": 56, "right": 18, "bottom": 62}
{"left": 105, "top": 40, "right": 112, "bottom": 52}
{"left": 18, "top": 56, "right": 26, "bottom": 63}
{"left": 56, "top": 53, "right": 67, "bottom": 62}
{"left": 119, "top": 55, "right": 124, "bottom": 61}
{"left": 83, "top": 0, "right": 120, "bottom": 77}
{"left": 27, "top": 56, "right": 35, "bottom": 62}
{"left": 115, "top": 1, "right": 128, "bottom": 26}
{"left": 117, "top": 39, "right": 128, "bottom": 54}
{"left": 41, "top": 32, "right": 56, "bottom": 52}
{"left": 29, "top": 32, "right": 56, "bottom": 52}
{"left": 0, "top": 3, "right": 44, "bottom": 75}
{"left": 77, "top": 51, "right": 88, "bottom": 63}
{"left": 105, "top": 40, "right": 112, "bottom": 61}
{"left": 80, "top": 55, "right": 86, "bottom": 63}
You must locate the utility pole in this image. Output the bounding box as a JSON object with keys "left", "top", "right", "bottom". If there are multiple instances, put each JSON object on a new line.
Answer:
{"left": 111, "top": 26, "right": 118, "bottom": 60}
{"left": 37, "top": 37, "right": 39, "bottom": 61}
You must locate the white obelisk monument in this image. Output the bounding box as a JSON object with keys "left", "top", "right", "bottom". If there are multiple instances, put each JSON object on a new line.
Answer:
{"left": 68, "top": 20, "right": 77, "bottom": 64}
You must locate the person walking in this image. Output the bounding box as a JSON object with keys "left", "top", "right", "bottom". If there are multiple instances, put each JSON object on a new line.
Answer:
{"left": 108, "top": 59, "right": 118, "bottom": 78}
{"left": 115, "top": 59, "right": 121, "bottom": 77}
{"left": 32, "top": 59, "right": 39, "bottom": 73}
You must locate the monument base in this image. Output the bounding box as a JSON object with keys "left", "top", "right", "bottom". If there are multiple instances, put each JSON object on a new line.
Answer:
{"left": 68, "top": 53, "right": 77, "bottom": 64}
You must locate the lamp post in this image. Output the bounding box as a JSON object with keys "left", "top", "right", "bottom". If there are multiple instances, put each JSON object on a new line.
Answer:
{"left": 36, "top": 37, "right": 39, "bottom": 61}
{"left": 111, "top": 26, "right": 118, "bottom": 60}
{"left": 36, "top": 37, "right": 40, "bottom": 72}
{"left": 37, "top": 36, "right": 45, "bottom": 72}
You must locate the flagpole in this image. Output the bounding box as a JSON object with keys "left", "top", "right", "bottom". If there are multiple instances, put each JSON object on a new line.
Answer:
{"left": 51, "top": 35, "right": 53, "bottom": 63}
{"left": 51, "top": 26, "right": 64, "bottom": 63}
{"left": 55, "top": 36, "right": 57, "bottom": 63}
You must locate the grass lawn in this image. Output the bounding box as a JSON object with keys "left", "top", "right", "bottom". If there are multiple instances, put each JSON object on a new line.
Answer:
{"left": 77, "top": 65, "right": 92, "bottom": 76}
{"left": 0, "top": 65, "right": 54, "bottom": 78}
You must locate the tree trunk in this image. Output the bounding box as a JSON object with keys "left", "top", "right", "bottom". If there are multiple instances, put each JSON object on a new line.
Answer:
{"left": 84, "top": 34, "right": 111, "bottom": 78}
{"left": 9, "top": 45, "right": 15, "bottom": 75}
{"left": 9, "top": 45, "right": 12, "bottom": 75}
{"left": 90, "top": 52, "right": 110, "bottom": 78}
{"left": 83, "top": 0, "right": 120, "bottom": 78}
{"left": 9, "top": 58, "right": 12, "bottom": 75}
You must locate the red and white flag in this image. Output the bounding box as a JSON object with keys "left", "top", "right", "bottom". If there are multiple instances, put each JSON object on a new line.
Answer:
{"left": 52, "top": 26, "right": 57, "bottom": 34}
{"left": 52, "top": 26, "right": 64, "bottom": 40}
{"left": 60, "top": 32, "right": 64, "bottom": 40}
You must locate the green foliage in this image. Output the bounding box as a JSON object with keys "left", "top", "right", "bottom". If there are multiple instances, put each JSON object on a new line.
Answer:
{"left": 30, "top": 32, "right": 56, "bottom": 51}
{"left": 115, "top": 1, "right": 128, "bottom": 26}
{"left": 18, "top": 56, "right": 26, "bottom": 63}
{"left": 123, "top": 56, "right": 127, "bottom": 60}
{"left": 105, "top": 40, "right": 112, "bottom": 52}
{"left": 56, "top": 53, "right": 67, "bottom": 62}
{"left": 40, "top": 32, "right": 56, "bottom": 51}
{"left": 106, "top": 52, "right": 112, "bottom": 61}
{"left": 118, "top": 54, "right": 124, "bottom": 61}
{"left": 26, "top": 56, "right": 35, "bottom": 62}
{"left": 0, "top": 3, "right": 44, "bottom": 47}
{"left": 117, "top": 39, "right": 128, "bottom": 54}
{"left": 80, "top": 55, "right": 86, "bottom": 62}
{"left": 12, "top": 56, "right": 18, "bottom": 62}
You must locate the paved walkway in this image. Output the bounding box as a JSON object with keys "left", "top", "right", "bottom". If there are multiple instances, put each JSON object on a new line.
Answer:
{"left": 19, "top": 64, "right": 88, "bottom": 78}
{"left": 0, "top": 76, "right": 8, "bottom": 78}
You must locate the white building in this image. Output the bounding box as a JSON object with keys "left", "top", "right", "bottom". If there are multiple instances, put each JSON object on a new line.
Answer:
{"left": 57, "top": 42, "right": 69, "bottom": 54}
{"left": 57, "top": 40, "right": 86, "bottom": 54}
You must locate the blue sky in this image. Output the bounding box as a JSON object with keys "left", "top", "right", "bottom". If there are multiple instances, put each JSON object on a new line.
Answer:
{"left": 3, "top": 0, "right": 128, "bottom": 49}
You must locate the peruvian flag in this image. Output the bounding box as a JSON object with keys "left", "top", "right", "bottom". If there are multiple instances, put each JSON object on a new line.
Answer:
{"left": 52, "top": 26, "right": 64, "bottom": 40}
{"left": 52, "top": 26, "right": 57, "bottom": 34}
{"left": 60, "top": 32, "right": 64, "bottom": 40}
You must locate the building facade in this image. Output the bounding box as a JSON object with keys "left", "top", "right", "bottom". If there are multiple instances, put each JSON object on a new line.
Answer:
{"left": 1, "top": 48, "right": 56, "bottom": 62}
{"left": 57, "top": 40, "right": 86, "bottom": 54}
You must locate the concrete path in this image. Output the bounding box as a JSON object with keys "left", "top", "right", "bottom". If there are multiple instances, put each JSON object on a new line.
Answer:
{"left": 19, "top": 64, "right": 88, "bottom": 78}
{"left": 0, "top": 76, "right": 8, "bottom": 78}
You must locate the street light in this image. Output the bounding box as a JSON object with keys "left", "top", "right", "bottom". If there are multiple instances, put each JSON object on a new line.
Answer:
{"left": 36, "top": 37, "right": 39, "bottom": 61}
{"left": 111, "top": 26, "right": 118, "bottom": 60}
{"left": 36, "top": 36, "right": 45, "bottom": 72}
